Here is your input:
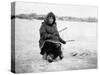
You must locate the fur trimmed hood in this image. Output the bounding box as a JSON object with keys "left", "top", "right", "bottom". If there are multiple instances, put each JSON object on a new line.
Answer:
{"left": 44, "top": 12, "right": 56, "bottom": 25}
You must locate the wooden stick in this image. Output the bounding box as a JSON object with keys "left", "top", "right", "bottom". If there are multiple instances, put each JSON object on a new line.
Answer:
{"left": 65, "top": 40, "right": 75, "bottom": 42}
{"left": 58, "top": 27, "right": 68, "bottom": 33}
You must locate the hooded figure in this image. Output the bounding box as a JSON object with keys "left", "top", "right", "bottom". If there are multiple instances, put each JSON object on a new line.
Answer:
{"left": 39, "top": 12, "right": 66, "bottom": 58}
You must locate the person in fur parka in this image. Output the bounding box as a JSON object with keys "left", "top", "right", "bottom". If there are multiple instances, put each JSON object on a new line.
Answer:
{"left": 39, "top": 12, "right": 66, "bottom": 59}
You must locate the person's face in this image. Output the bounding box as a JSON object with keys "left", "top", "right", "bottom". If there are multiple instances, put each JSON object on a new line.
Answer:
{"left": 48, "top": 17, "right": 54, "bottom": 24}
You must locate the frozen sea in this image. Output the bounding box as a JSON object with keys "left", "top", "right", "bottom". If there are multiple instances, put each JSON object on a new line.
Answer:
{"left": 14, "top": 18, "right": 97, "bottom": 73}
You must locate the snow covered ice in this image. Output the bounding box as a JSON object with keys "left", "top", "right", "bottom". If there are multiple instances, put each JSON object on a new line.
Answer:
{"left": 15, "top": 18, "right": 97, "bottom": 73}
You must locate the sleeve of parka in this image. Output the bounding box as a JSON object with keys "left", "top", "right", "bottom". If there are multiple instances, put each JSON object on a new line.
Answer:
{"left": 40, "top": 23, "right": 47, "bottom": 40}
{"left": 39, "top": 22, "right": 52, "bottom": 40}
{"left": 54, "top": 23, "right": 66, "bottom": 44}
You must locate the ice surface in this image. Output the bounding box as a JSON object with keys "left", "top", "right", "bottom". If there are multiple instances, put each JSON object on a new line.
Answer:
{"left": 15, "top": 19, "right": 97, "bottom": 73}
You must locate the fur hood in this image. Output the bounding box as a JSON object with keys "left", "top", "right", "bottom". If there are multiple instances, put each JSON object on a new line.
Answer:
{"left": 44, "top": 12, "right": 56, "bottom": 25}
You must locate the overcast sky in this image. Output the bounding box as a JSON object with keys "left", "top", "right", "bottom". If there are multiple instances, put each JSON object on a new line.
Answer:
{"left": 15, "top": 2, "right": 97, "bottom": 17}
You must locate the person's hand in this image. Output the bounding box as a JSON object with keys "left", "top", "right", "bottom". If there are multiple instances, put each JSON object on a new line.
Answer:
{"left": 48, "top": 34, "right": 53, "bottom": 38}
{"left": 62, "top": 40, "right": 66, "bottom": 44}
{"left": 47, "top": 34, "right": 54, "bottom": 39}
